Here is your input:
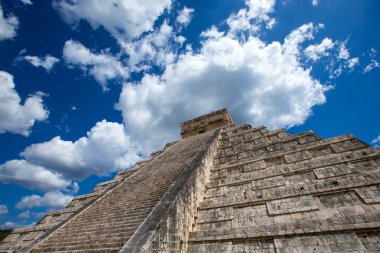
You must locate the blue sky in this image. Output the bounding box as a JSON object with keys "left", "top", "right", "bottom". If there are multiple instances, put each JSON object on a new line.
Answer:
{"left": 0, "top": 0, "right": 379, "bottom": 229}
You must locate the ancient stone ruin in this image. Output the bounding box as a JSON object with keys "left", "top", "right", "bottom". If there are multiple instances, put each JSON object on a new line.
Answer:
{"left": 1, "top": 108, "right": 380, "bottom": 252}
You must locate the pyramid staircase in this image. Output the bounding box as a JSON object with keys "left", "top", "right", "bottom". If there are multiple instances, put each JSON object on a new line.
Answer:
{"left": 1, "top": 109, "right": 380, "bottom": 252}
{"left": 1, "top": 129, "right": 217, "bottom": 253}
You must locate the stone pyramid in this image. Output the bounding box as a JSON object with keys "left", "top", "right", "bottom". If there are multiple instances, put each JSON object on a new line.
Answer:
{"left": 1, "top": 109, "right": 380, "bottom": 253}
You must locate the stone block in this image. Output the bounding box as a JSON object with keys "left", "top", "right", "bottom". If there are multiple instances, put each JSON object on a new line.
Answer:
{"left": 355, "top": 186, "right": 380, "bottom": 204}
{"left": 266, "top": 196, "right": 319, "bottom": 216}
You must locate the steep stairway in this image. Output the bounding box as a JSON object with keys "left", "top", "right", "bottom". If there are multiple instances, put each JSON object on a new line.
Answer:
{"left": 0, "top": 158, "right": 146, "bottom": 253}
{"left": 28, "top": 130, "right": 215, "bottom": 253}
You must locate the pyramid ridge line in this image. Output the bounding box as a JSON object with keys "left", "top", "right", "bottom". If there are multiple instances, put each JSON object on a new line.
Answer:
{"left": 120, "top": 129, "right": 220, "bottom": 252}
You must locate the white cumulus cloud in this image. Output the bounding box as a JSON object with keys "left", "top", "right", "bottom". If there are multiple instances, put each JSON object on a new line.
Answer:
{"left": 116, "top": 22, "right": 329, "bottom": 152}
{"left": 0, "top": 120, "right": 141, "bottom": 193}
{"left": 20, "top": 120, "right": 141, "bottom": 179}
{"left": 16, "top": 192, "right": 73, "bottom": 209}
{"left": 121, "top": 20, "right": 176, "bottom": 72}
{"left": 0, "top": 71, "right": 49, "bottom": 136}
{"left": 23, "top": 55, "right": 60, "bottom": 72}
{"left": 176, "top": 7, "right": 194, "bottom": 28}
{"left": 54, "top": 0, "right": 172, "bottom": 41}
{"left": 227, "top": 0, "right": 276, "bottom": 35}
{"left": 201, "top": 26, "right": 225, "bottom": 39}
{"left": 282, "top": 23, "right": 322, "bottom": 56}
{"left": 63, "top": 40, "right": 129, "bottom": 90}
{"left": 0, "top": 5, "right": 19, "bottom": 41}
{"left": 0, "top": 205, "right": 8, "bottom": 215}
{"left": 120, "top": 5, "right": 198, "bottom": 73}
{"left": 0, "top": 160, "right": 72, "bottom": 192}
{"left": 304, "top": 38, "right": 335, "bottom": 61}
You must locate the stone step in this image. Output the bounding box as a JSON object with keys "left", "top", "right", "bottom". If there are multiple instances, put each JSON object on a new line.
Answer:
{"left": 195, "top": 193, "right": 378, "bottom": 227}
{"left": 196, "top": 207, "right": 234, "bottom": 224}
{"left": 40, "top": 236, "right": 129, "bottom": 250}
{"left": 213, "top": 134, "right": 368, "bottom": 169}
{"left": 199, "top": 171, "right": 380, "bottom": 210}
{"left": 187, "top": 233, "right": 373, "bottom": 253}
{"left": 211, "top": 131, "right": 322, "bottom": 181}
{"left": 219, "top": 126, "right": 287, "bottom": 145}
{"left": 77, "top": 199, "right": 156, "bottom": 210}
{"left": 70, "top": 211, "right": 147, "bottom": 222}
{"left": 87, "top": 198, "right": 163, "bottom": 210}
{"left": 74, "top": 202, "right": 156, "bottom": 218}
{"left": 216, "top": 129, "right": 291, "bottom": 158}
{"left": 55, "top": 218, "right": 144, "bottom": 233}
{"left": 73, "top": 213, "right": 151, "bottom": 225}
{"left": 190, "top": 208, "right": 380, "bottom": 242}
{"left": 69, "top": 208, "right": 154, "bottom": 224}
{"left": 46, "top": 227, "right": 135, "bottom": 240}
{"left": 74, "top": 211, "right": 152, "bottom": 223}
{"left": 35, "top": 223, "right": 140, "bottom": 251}
{"left": 38, "top": 248, "right": 120, "bottom": 253}
{"left": 41, "top": 215, "right": 143, "bottom": 236}
{"left": 32, "top": 242, "right": 125, "bottom": 252}
{"left": 70, "top": 190, "right": 165, "bottom": 208}
{"left": 78, "top": 203, "right": 154, "bottom": 214}
{"left": 220, "top": 124, "right": 253, "bottom": 137}
{"left": 94, "top": 193, "right": 164, "bottom": 203}
{"left": 219, "top": 125, "right": 267, "bottom": 140}
{"left": 216, "top": 134, "right": 366, "bottom": 167}
{"left": 187, "top": 239, "right": 274, "bottom": 253}
{"left": 218, "top": 131, "right": 278, "bottom": 150}
{"left": 207, "top": 147, "right": 380, "bottom": 190}
{"left": 45, "top": 227, "right": 137, "bottom": 241}
{"left": 216, "top": 130, "right": 320, "bottom": 161}
{"left": 53, "top": 226, "right": 133, "bottom": 240}
{"left": 40, "top": 230, "right": 134, "bottom": 246}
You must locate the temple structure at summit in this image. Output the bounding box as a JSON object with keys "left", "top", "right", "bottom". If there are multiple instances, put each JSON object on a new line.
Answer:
{"left": 1, "top": 108, "right": 380, "bottom": 252}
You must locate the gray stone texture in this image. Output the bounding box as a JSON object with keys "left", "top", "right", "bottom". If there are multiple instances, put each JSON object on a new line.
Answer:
{"left": 188, "top": 123, "right": 380, "bottom": 253}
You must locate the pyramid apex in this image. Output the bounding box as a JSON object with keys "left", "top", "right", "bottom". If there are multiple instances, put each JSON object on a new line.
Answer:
{"left": 180, "top": 108, "right": 233, "bottom": 138}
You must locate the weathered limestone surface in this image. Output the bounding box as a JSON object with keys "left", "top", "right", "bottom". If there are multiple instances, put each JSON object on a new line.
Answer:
{"left": 2, "top": 109, "right": 380, "bottom": 253}
{"left": 188, "top": 123, "right": 380, "bottom": 253}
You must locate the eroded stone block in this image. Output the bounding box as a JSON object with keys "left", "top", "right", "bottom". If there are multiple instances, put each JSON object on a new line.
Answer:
{"left": 232, "top": 204, "right": 269, "bottom": 228}
{"left": 232, "top": 240, "right": 275, "bottom": 253}
{"left": 266, "top": 196, "right": 319, "bottom": 216}
{"left": 274, "top": 233, "right": 367, "bottom": 253}
{"left": 355, "top": 186, "right": 380, "bottom": 204}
